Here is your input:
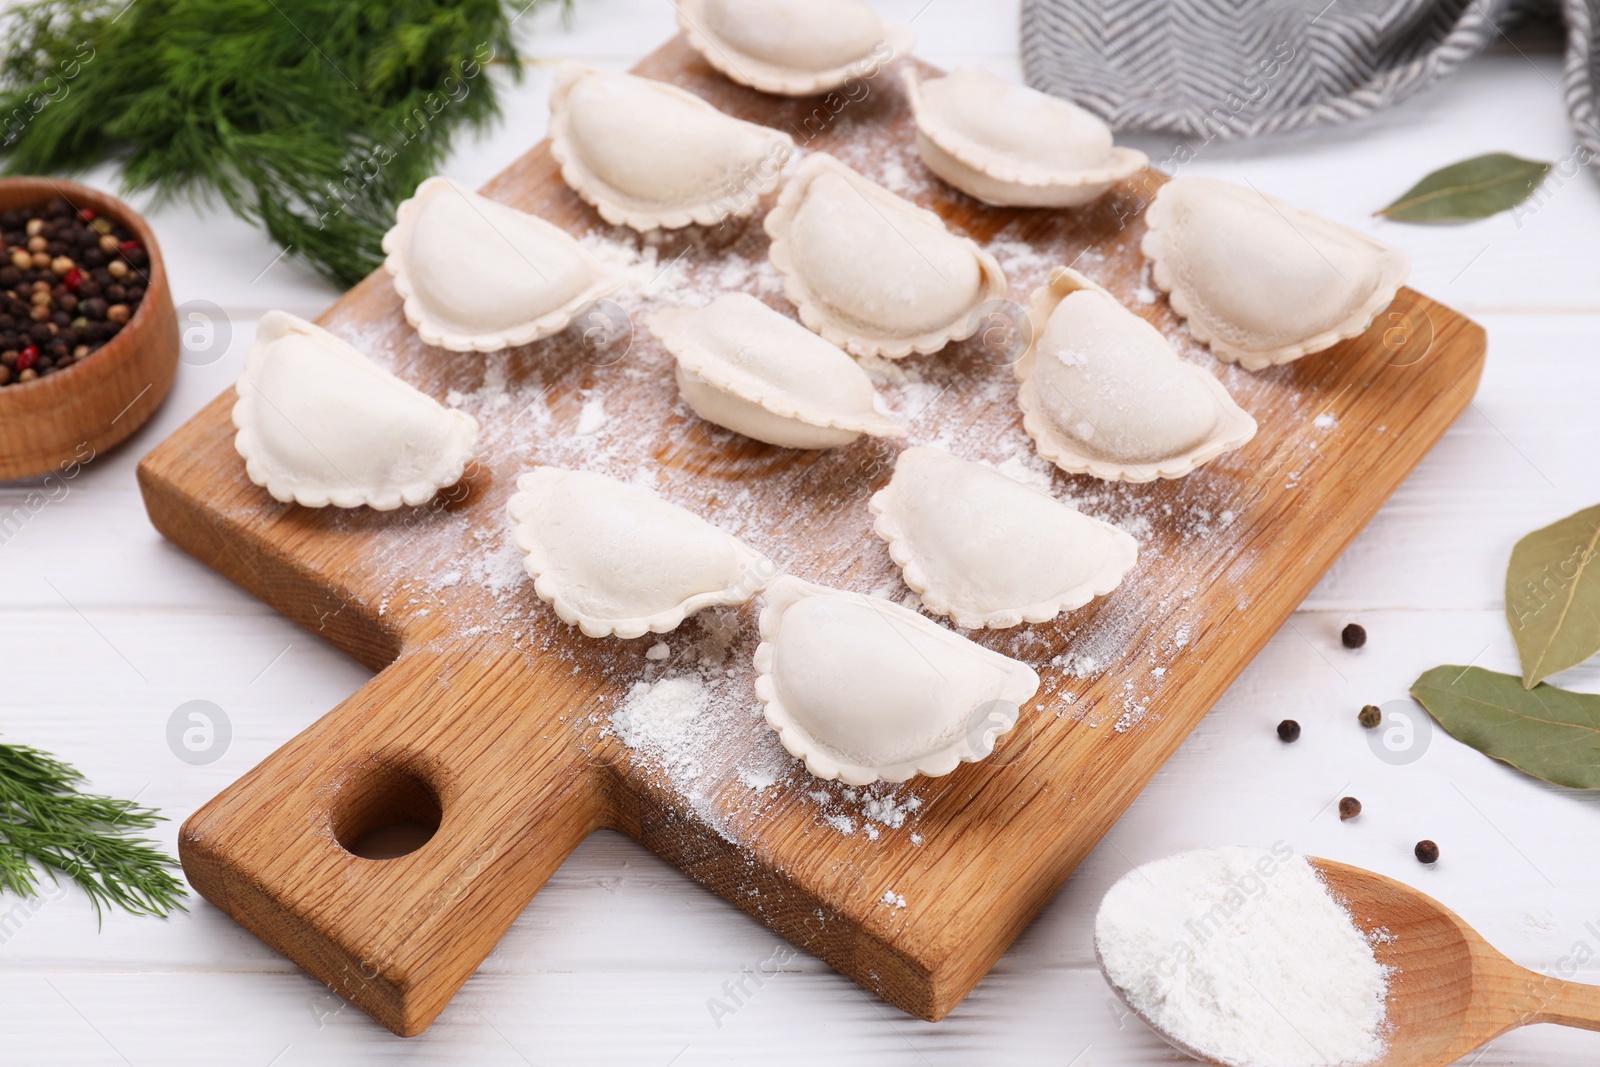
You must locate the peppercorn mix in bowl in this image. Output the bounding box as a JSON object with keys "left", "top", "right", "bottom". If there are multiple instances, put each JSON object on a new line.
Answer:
{"left": 0, "top": 178, "right": 178, "bottom": 481}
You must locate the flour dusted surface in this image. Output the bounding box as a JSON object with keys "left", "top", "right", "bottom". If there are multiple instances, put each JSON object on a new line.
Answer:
{"left": 1095, "top": 846, "right": 1388, "bottom": 1067}
{"left": 312, "top": 66, "right": 1343, "bottom": 863}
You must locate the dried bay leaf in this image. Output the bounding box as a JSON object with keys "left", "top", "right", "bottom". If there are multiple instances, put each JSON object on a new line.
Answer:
{"left": 1377, "top": 153, "right": 1551, "bottom": 223}
{"left": 1411, "top": 666, "right": 1600, "bottom": 789}
{"left": 1506, "top": 503, "right": 1600, "bottom": 689}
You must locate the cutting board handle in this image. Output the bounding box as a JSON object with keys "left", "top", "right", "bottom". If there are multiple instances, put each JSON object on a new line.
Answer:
{"left": 179, "top": 639, "right": 604, "bottom": 1036}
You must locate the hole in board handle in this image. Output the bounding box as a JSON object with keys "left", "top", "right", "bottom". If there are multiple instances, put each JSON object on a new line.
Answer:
{"left": 331, "top": 762, "right": 443, "bottom": 861}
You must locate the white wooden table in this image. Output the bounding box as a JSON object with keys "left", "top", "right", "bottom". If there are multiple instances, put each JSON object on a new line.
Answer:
{"left": 2, "top": 3, "right": 1598, "bottom": 1063}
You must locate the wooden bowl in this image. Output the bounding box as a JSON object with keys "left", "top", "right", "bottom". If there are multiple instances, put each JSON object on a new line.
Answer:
{"left": 0, "top": 177, "right": 178, "bottom": 481}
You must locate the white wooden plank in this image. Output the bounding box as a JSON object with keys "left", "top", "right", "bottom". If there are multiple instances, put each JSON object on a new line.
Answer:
{"left": 3, "top": 966, "right": 1598, "bottom": 1066}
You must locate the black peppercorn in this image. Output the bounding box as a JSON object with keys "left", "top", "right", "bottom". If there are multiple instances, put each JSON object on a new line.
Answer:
{"left": 1415, "top": 840, "right": 1439, "bottom": 864}
{"left": 1338, "top": 797, "right": 1361, "bottom": 821}
{"left": 1276, "top": 719, "right": 1301, "bottom": 742}
{"left": 1341, "top": 623, "right": 1367, "bottom": 649}
{"left": 1358, "top": 704, "right": 1382, "bottom": 728}
{"left": 0, "top": 198, "right": 147, "bottom": 387}
{"left": 105, "top": 283, "right": 126, "bottom": 303}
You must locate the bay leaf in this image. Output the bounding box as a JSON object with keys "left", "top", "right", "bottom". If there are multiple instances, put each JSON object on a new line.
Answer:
{"left": 1506, "top": 503, "right": 1600, "bottom": 689}
{"left": 1411, "top": 666, "right": 1600, "bottom": 789}
{"left": 1377, "top": 153, "right": 1551, "bottom": 223}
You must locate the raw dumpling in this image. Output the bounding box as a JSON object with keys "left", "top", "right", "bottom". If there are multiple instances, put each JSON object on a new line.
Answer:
{"left": 549, "top": 63, "right": 794, "bottom": 231}
{"left": 232, "top": 311, "right": 479, "bottom": 510}
{"left": 507, "top": 467, "right": 774, "bottom": 638}
{"left": 1015, "top": 269, "right": 1256, "bottom": 482}
{"left": 764, "top": 153, "right": 1007, "bottom": 359}
{"left": 649, "top": 293, "right": 904, "bottom": 448}
{"left": 382, "top": 177, "right": 621, "bottom": 352}
{"left": 754, "top": 576, "right": 1041, "bottom": 784}
{"left": 869, "top": 447, "right": 1138, "bottom": 628}
{"left": 1141, "top": 177, "right": 1410, "bottom": 370}
{"left": 902, "top": 68, "right": 1147, "bottom": 208}
{"left": 676, "top": 0, "right": 915, "bottom": 96}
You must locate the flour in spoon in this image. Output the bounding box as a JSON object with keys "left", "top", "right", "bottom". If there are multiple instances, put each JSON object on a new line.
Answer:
{"left": 1094, "top": 846, "right": 1388, "bottom": 1067}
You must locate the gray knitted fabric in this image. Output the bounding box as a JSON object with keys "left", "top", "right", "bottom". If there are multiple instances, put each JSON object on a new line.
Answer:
{"left": 1020, "top": 0, "right": 1599, "bottom": 165}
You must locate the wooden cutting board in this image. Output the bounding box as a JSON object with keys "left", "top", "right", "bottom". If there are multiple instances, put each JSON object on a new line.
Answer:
{"left": 136, "top": 35, "right": 1486, "bottom": 1037}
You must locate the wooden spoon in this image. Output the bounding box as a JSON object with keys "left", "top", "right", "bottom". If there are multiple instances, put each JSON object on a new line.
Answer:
{"left": 1103, "top": 856, "right": 1600, "bottom": 1066}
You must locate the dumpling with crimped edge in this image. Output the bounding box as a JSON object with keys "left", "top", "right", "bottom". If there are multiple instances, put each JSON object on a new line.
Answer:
{"left": 901, "top": 67, "right": 1147, "bottom": 208}
{"left": 231, "top": 311, "right": 479, "bottom": 511}
{"left": 676, "top": 0, "right": 915, "bottom": 97}
{"left": 1015, "top": 269, "right": 1256, "bottom": 483}
{"left": 507, "top": 467, "right": 774, "bottom": 639}
{"left": 1141, "top": 176, "right": 1410, "bottom": 371}
{"left": 764, "top": 153, "right": 1007, "bottom": 359}
{"left": 869, "top": 446, "right": 1138, "bottom": 629}
{"left": 382, "top": 177, "right": 621, "bottom": 353}
{"left": 549, "top": 62, "right": 794, "bottom": 232}
{"left": 648, "top": 293, "right": 904, "bottom": 449}
{"left": 754, "top": 575, "right": 1041, "bottom": 785}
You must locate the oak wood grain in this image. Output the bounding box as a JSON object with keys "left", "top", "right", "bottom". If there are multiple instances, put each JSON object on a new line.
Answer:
{"left": 136, "top": 36, "right": 1486, "bottom": 1037}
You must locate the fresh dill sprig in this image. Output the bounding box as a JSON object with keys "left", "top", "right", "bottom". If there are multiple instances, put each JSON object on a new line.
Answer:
{"left": 0, "top": 743, "right": 186, "bottom": 921}
{"left": 0, "top": 0, "right": 562, "bottom": 286}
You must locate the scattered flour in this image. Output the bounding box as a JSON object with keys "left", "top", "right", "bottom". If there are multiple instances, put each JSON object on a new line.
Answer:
{"left": 880, "top": 890, "right": 907, "bottom": 909}
{"left": 861, "top": 792, "right": 922, "bottom": 829}
{"left": 993, "top": 453, "right": 1055, "bottom": 493}
{"left": 1054, "top": 652, "right": 1101, "bottom": 678}
{"left": 1095, "top": 846, "right": 1389, "bottom": 1067}
{"left": 610, "top": 676, "right": 709, "bottom": 774}
{"left": 575, "top": 392, "right": 607, "bottom": 435}
{"left": 985, "top": 239, "right": 1059, "bottom": 281}
{"left": 1525, "top": 909, "right": 1559, "bottom": 931}
{"left": 1314, "top": 412, "right": 1338, "bottom": 430}
{"left": 314, "top": 102, "right": 1330, "bottom": 861}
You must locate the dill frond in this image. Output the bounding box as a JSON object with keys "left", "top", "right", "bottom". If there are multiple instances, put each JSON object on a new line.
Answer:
{"left": 0, "top": 743, "right": 186, "bottom": 922}
{"left": 0, "top": 0, "right": 566, "bottom": 286}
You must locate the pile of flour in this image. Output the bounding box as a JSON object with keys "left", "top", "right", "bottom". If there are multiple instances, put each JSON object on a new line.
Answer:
{"left": 1094, "top": 846, "right": 1388, "bottom": 1067}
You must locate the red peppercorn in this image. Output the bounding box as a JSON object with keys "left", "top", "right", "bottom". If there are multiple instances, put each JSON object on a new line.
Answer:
{"left": 118, "top": 239, "right": 140, "bottom": 256}
{"left": 62, "top": 267, "right": 82, "bottom": 291}
{"left": 77, "top": 208, "right": 96, "bottom": 223}
{"left": 16, "top": 344, "right": 38, "bottom": 371}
